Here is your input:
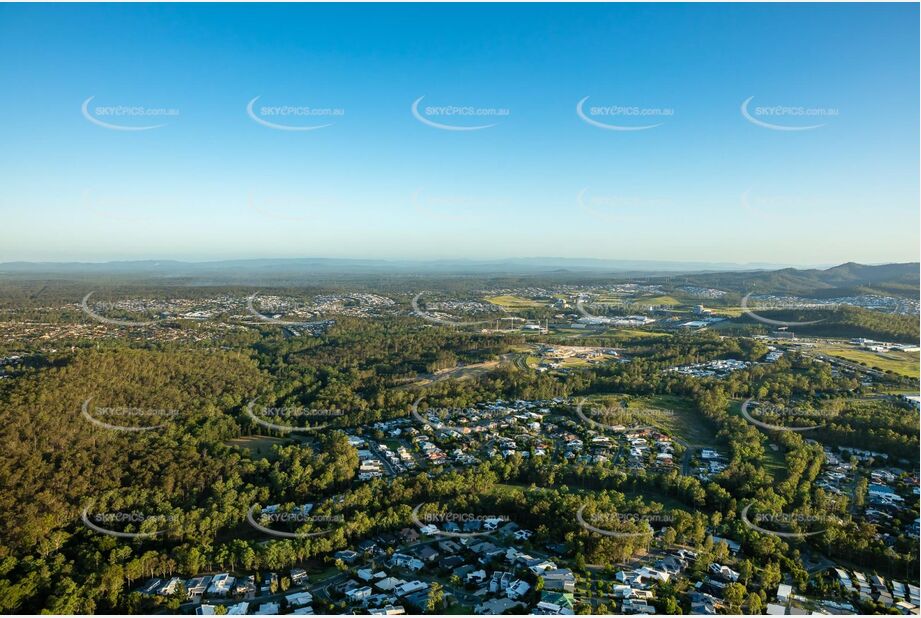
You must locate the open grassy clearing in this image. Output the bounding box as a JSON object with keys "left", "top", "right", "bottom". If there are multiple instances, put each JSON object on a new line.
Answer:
{"left": 815, "top": 343, "right": 919, "bottom": 378}
{"left": 761, "top": 443, "right": 787, "bottom": 478}
{"left": 595, "top": 296, "right": 628, "bottom": 304}
{"left": 600, "top": 328, "right": 670, "bottom": 343}
{"left": 589, "top": 393, "right": 719, "bottom": 446}
{"left": 709, "top": 306, "right": 745, "bottom": 317}
{"left": 225, "top": 435, "right": 288, "bottom": 460}
{"left": 491, "top": 482, "right": 539, "bottom": 497}
{"left": 485, "top": 295, "right": 546, "bottom": 309}
{"left": 444, "top": 604, "right": 474, "bottom": 614}
{"left": 636, "top": 295, "right": 682, "bottom": 306}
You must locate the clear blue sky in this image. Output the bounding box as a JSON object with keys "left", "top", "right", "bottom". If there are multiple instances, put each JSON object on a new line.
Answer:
{"left": 0, "top": 3, "right": 917, "bottom": 265}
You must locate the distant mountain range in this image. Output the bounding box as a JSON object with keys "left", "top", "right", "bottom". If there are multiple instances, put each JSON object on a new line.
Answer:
{"left": 682, "top": 262, "right": 919, "bottom": 298}
{"left": 0, "top": 257, "right": 814, "bottom": 276}
{"left": 0, "top": 258, "right": 916, "bottom": 297}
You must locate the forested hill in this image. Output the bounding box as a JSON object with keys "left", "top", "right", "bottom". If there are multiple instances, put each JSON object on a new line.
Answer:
{"left": 681, "top": 262, "right": 919, "bottom": 298}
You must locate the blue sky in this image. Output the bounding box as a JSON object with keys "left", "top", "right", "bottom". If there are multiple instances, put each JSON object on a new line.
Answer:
{"left": 0, "top": 3, "right": 917, "bottom": 265}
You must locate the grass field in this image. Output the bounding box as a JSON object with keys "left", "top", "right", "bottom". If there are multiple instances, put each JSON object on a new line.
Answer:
{"left": 485, "top": 295, "right": 546, "bottom": 309}
{"left": 548, "top": 325, "right": 670, "bottom": 344}
{"left": 556, "top": 356, "right": 593, "bottom": 368}
{"left": 815, "top": 343, "right": 919, "bottom": 378}
{"left": 709, "top": 306, "right": 745, "bottom": 317}
{"left": 601, "top": 328, "right": 670, "bottom": 343}
{"left": 582, "top": 393, "right": 719, "bottom": 446}
{"left": 491, "top": 482, "right": 535, "bottom": 497}
{"left": 444, "top": 605, "right": 474, "bottom": 615}
{"left": 637, "top": 295, "right": 682, "bottom": 306}
{"left": 310, "top": 565, "right": 342, "bottom": 584}
{"left": 761, "top": 443, "right": 787, "bottom": 478}
{"left": 225, "top": 435, "right": 287, "bottom": 460}
{"left": 627, "top": 394, "right": 718, "bottom": 445}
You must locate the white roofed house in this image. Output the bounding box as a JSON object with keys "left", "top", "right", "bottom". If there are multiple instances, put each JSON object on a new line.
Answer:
{"left": 286, "top": 591, "right": 314, "bottom": 608}
{"left": 395, "top": 580, "right": 429, "bottom": 597}
{"left": 419, "top": 523, "right": 438, "bottom": 535}
{"left": 622, "top": 598, "right": 656, "bottom": 614}
{"left": 346, "top": 585, "right": 373, "bottom": 603}
{"left": 637, "top": 566, "right": 670, "bottom": 583}
{"left": 834, "top": 568, "right": 852, "bottom": 590}
{"left": 368, "top": 605, "right": 406, "bottom": 615}
{"left": 290, "top": 567, "right": 309, "bottom": 585}
{"left": 527, "top": 558, "right": 558, "bottom": 575}
{"left": 186, "top": 575, "right": 212, "bottom": 600}
{"left": 206, "top": 573, "right": 235, "bottom": 596}
{"left": 709, "top": 535, "right": 741, "bottom": 555}
{"left": 358, "top": 568, "right": 387, "bottom": 582}
{"left": 765, "top": 603, "right": 785, "bottom": 615}
{"left": 255, "top": 601, "right": 280, "bottom": 615}
{"left": 389, "top": 552, "right": 424, "bottom": 571}
{"left": 157, "top": 577, "right": 182, "bottom": 596}
{"left": 374, "top": 576, "right": 405, "bottom": 592}
{"left": 489, "top": 571, "right": 514, "bottom": 593}
{"left": 466, "top": 569, "right": 487, "bottom": 585}
{"left": 707, "top": 563, "right": 739, "bottom": 582}
{"left": 514, "top": 528, "right": 534, "bottom": 541}
{"left": 507, "top": 579, "right": 531, "bottom": 600}
{"left": 534, "top": 600, "right": 575, "bottom": 615}
{"left": 542, "top": 568, "right": 577, "bottom": 593}
{"left": 475, "top": 598, "right": 525, "bottom": 615}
